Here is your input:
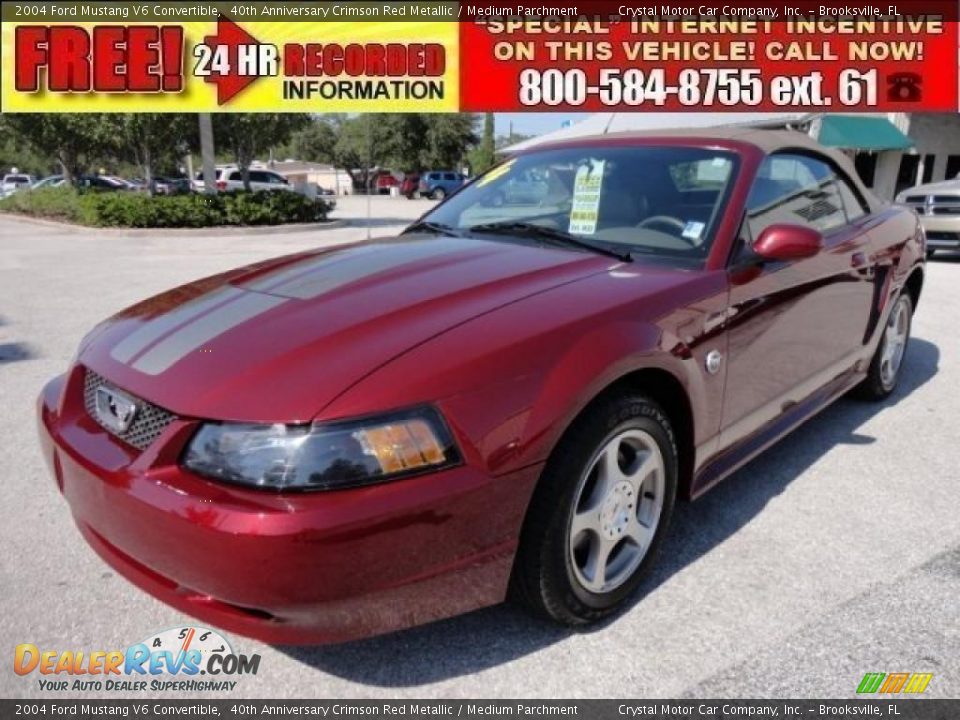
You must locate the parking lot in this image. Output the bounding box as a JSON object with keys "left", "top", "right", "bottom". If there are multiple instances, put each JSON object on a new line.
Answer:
{"left": 1, "top": 196, "right": 958, "bottom": 699}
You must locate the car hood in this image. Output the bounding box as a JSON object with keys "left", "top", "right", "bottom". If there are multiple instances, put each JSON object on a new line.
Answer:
{"left": 79, "top": 234, "right": 615, "bottom": 422}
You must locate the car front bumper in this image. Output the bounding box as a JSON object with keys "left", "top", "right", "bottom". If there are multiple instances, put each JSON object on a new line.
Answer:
{"left": 38, "top": 370, "right": 541, "bottom": 644}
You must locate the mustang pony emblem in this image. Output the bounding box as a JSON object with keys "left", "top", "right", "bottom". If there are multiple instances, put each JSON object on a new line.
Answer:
{"left": 94, "top": 386, "right": 139, "bottom": 433}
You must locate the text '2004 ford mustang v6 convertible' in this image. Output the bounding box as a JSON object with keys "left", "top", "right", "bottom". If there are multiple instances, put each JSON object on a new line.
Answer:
{"left": 38, "top": 129, "right": 925, "bottom": 643}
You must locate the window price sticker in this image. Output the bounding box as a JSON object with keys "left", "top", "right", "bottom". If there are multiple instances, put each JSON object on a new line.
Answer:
{"left": 569, "top": 160, "right": 605, "bottom": 236}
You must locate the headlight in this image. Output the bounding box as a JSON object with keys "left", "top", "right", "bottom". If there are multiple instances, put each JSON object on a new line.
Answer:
{"left": 182, "top": 407, "right": 460, "bottom": 491}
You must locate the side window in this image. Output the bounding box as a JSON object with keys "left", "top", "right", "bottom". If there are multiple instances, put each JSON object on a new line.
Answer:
{"left": 836, "top": 176, "right": 867, "bottom": 222}
{"left": 745, "top": 153, "right": 847, "bottom": 240}
{"left": 228, "top": 171, "right": 242, "bottom": 181}
{"left": 269, "top": 173, "right": 287, "bottom": 185}
{"left": 248, "top": 171, "right": 268, "bottom": 183}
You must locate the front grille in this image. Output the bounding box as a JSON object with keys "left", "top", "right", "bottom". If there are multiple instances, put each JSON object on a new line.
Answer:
{"left": 83, "top": 369, "right": 176, "bottom": 451}
{"left": 902, "top": 194, "right": 960, "bottom": 217}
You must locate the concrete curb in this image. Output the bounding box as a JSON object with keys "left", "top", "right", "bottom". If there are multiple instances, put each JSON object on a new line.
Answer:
{"left": 0, "top": 212, "right": 349, "bottom": 236}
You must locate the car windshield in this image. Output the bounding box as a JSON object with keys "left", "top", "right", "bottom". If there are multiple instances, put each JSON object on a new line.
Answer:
{"left": 422, "top": 145, "right": 739, "bottom": 266}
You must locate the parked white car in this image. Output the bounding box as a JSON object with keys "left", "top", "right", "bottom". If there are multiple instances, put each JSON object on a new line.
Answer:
{"left": 193, "top": 166, "right": 294, "bottom": 193}
{"left": 1, "top": 173, "right": 36, "bottom": 197}
{"left": 896, "top": 176, "right": 960, "bottom": 257}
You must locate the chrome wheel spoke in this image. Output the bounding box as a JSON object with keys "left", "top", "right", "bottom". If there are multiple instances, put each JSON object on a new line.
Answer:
{"left": 625, "top": 513, "right": 655, "bottom": 552}
{"left": 629, "top": 451, "right": 659, "bottom": 487}
{"left": 583, "top": 537, "right": 615, "bottom": 590}
{"left": 570, "top": 508, "right": 599, "bottom": 541}
{"left": 600, "top": 443, "right": 626, "bottom": 488}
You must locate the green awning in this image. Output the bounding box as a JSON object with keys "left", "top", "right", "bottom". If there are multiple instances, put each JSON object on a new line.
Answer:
{"left": 817, "top": 116, "right": 914, "bottom": 151}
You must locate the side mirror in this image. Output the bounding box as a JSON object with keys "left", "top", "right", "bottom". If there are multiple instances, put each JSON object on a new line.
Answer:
{"left": 753, "top": 224, "right": 822, "bottom": 262}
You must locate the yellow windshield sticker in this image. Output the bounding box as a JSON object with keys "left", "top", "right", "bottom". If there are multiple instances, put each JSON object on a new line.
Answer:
{"left": 476, "top": 159, "right": 517, "bottom": 188}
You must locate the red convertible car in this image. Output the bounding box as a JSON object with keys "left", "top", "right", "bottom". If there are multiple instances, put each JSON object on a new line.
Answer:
{"left": 39, "top": 129, "right": 924, "bottom": 644}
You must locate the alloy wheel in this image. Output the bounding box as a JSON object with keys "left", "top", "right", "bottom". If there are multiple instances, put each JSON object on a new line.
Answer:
{"left": 567, "top": 429, "right": 665, "bottom": 594}
{"left": 880, "top": 296, "right": 910, "bottom": 388}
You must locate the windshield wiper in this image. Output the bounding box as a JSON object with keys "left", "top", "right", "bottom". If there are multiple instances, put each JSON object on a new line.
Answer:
{"left": 468, "top": 221, "right": 632, "bottom": 262}
{"left": 403, "top": 220, "right": 461, "bottom": 237}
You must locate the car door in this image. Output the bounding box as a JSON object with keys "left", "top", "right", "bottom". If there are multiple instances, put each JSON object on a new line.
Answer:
{"left": 718, "top": 152, "right": 876, "bottom": 452}
{"left": 266, "top": 171, "right": 293, "bottom": 192}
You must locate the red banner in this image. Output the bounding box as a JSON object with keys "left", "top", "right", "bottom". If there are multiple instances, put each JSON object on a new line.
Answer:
{"left": 460, "top": 10, "right": 959, "bottom": 111}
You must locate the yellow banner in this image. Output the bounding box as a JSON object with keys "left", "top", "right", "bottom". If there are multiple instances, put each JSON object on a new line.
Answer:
{"left": 1, "top": 19, "right": 460, "bottom": 112}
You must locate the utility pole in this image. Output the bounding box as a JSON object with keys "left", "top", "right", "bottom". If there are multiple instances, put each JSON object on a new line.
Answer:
{"left": 199, "top": 113, "right": 216, "bottom": 194}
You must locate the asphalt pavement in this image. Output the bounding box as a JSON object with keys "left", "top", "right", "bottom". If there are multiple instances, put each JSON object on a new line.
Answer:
{"left": 1, "top": 196, "right": 958, "bottom": 699}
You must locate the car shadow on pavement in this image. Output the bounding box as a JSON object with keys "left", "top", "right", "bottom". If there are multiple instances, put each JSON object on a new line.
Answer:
{"left": 278, "top": 338, "right": 939, "bottom": 686}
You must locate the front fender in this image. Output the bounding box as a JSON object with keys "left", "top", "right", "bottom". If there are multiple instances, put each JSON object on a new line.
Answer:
{"left": 322, "top": 271, "right": 727, "bottom": 480}
{"left": 520, "top": 319, "right": 708, "bottom": 469}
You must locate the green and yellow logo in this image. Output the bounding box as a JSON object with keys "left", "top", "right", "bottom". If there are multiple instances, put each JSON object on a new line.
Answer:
{"left": 857, "top": 673, "right": 933, "bottom": 694}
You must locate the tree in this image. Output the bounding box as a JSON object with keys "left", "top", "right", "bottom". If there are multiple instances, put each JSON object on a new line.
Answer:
{"left": 474, "top": 113, "right": 496, "bottom": 174}
{"left": 0, "top": 117, "right": 56, "bottom": 177}
{"left": 421, "top": 114, "right": 479, "bottom": 172}
{"left": 119, "top": 114, "right": 199, "bottom": 193}
{"left": 2, "top": 114, "right": 117, "bottom": 184}
{"left": 212, "top": 114, "right": 309, "bottom": 191}
{"left": 288, "top": 119, "right": 338, "bottom": 164}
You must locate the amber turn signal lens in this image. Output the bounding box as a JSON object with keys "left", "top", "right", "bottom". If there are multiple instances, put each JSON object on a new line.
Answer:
{"left": 357, "top": 419, "right": 447, "bottom": 474}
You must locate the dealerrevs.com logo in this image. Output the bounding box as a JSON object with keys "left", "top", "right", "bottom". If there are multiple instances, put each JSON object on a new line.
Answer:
{"left": 14, "top": 627, "right": 260, "bottom": 693}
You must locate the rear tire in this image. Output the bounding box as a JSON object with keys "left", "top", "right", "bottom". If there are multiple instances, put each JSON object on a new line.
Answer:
{"left": 431, "top": 188, "right": 446, "bottom": 200}
{"left": 855, "top": 293, "right": 913, "bottom": 401}
{"left": 511, "top": 394, "right": 677, "bottom": 625}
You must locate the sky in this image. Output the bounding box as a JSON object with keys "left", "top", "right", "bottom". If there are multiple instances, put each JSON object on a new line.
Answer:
{"left": 495, "top": 113, "right": 591, "bottom": 138}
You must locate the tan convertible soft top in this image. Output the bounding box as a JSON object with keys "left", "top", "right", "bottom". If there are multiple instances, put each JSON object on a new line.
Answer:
{"left": 536, "top": 127, "right": 884, "bottom": 214}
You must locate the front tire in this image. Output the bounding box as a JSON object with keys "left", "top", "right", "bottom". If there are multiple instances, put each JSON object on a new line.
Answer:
{"left": 511, "top": 394, "right": 677, "bottom": 625}
{"left": 431, "top": 187, "right": 446, "bottom": 200}
{"left": 856, "top": 293, "right": 913, "bottom": 401}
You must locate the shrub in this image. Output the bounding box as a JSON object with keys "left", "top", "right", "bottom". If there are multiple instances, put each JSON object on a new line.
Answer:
{"left": 0, "top": 187, "right": 331, "bottom": 228}
{"left": 0, "top": 187, "right": 87, "bottom": 222}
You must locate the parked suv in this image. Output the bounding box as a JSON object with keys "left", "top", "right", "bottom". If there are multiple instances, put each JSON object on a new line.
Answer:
{"left": 897, "top": 177, "right": 960, "bottom": 257}
{"left": 194, "top": 167, "right": 293, "bottom": 193}
{"left": 418, "top": 171, "right": 465, "bottom": 200}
